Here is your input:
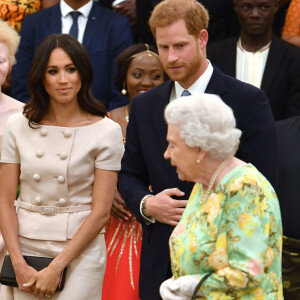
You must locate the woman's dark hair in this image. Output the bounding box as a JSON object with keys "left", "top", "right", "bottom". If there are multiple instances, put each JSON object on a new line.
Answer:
{"left": 24, "top": 34, "right": 106, "bottom": 127}
{"left": 115, "top": 43, "right": 166, "bottom": 92}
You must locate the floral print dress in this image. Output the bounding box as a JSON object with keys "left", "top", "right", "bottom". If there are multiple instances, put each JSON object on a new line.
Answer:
{"left": 169, "top": 164, "right": 283, "bottom": 299}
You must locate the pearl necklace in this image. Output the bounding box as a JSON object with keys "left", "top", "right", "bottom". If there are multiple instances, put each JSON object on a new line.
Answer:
{"left": 200, "top": 159, "right": 229, "bottom": 204}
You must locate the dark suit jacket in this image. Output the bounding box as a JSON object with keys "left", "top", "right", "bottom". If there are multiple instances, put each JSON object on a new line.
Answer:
{"left": 11, "top": 3, "right": 133, "bottom": 111}
{"left": 136, "top": 0, "right": 239, "bottom": 45}
{"left": 207, "top": 35, "right": 300, "bottom": 121}
{"left": 275, "top": 116, "right": 300, "bottom": 240}
{"left": 118, "top": 66, "right": 277, "bottom": 300}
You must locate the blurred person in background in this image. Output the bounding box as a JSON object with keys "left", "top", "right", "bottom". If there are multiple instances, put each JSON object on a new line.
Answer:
{"left": 102, "top": 43, "right": 165, "bottom": 300}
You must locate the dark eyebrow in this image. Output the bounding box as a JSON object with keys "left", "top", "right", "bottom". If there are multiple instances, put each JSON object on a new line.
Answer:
{"left": 46, "top": 63, "right": 75, "bottom": 69}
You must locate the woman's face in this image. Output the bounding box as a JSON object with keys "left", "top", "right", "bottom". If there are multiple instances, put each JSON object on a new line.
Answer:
{"left": 126, "top": 52, "right": 164, "bottom": 100}
{"left": 0, "top": 42, "right": 10, "bottom": 88}
{"left": 44, "top": 47, "right": 81, "bottom": 106}
{"left": 164, "top": 124, "right": 200, "bottom": 182}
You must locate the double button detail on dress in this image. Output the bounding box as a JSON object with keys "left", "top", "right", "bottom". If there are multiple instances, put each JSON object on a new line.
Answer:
{"left": 30, "top": 126, "right": 75, "bottom": 209}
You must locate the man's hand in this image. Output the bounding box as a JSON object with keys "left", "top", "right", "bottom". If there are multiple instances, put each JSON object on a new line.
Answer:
{"left": 111, "top": 189, "right": 132, "bottom": 220}
{"left": 146, "top": 188, "right": 188, "bottom": 226}
{"left": 114, "top": 0, "right": 136, "bottom": 26}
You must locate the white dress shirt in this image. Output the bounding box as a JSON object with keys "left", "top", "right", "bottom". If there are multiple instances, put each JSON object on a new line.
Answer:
{"left": 236, "top": 39, "right": 270, "bottom": 89}
{"left": 60, "top": 0, "right": 93, "bottom": 44}
{"left": 170, "top": 60, "right": 214, "bottom": 101}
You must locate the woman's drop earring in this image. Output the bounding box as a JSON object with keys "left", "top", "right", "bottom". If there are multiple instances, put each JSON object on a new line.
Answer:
{"left": 121, "top": 82, "right": 127, "bottom": 95}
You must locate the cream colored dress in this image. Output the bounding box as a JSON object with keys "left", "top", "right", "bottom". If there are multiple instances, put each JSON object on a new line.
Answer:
{"left": 0, "top": 112, "right": 124, "bottom": 300}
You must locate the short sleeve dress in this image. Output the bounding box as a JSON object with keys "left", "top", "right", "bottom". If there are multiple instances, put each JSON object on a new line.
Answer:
{"left": 0, "top": 112, "right": 124, "bottom": 300}
{"left": 169, "top": 164, "right": 283, "bottom": 299}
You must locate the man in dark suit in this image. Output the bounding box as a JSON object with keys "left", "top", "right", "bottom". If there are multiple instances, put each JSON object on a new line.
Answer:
{"left": 11, "top": 0, "right": 133, "bottom": 131}
{"left": 118, "top": 0, "right": 277, "bottom": 299}
{"left": 207, "top": 0, "right": 300, "bottom": 121}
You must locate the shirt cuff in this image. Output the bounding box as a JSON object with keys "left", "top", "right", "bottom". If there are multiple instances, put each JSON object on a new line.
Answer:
{"left": 140, "top": 194, "right": 156, "bottom": 224}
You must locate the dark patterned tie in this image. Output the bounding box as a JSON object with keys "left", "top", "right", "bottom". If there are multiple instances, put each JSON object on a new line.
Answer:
{"left": 69, "top": 11, "right": 81, "bottom": 40}
{"left": 181, "top": 90, "right": 191, "bottom": 97}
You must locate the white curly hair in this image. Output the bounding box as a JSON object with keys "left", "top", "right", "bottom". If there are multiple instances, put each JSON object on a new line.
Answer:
{"left": 0, "top": 20, "right": 20, "bottom": 66}
{"left": 164, "top": 93, "right": 242, "bottom": 160}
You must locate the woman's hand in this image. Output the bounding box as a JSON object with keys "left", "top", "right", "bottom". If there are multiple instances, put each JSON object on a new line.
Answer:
{"left": 14, "top": 263, "right": 38, "bottom": 294}
{"left": 24, "top": 264, "right": 62, "bottom": 299}
{"left": 111, "top": 189, "right": 132, "bottom": 220}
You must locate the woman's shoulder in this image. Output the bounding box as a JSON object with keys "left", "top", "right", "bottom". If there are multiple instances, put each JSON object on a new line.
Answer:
{"left": 223, "top": 163, "right": 275, "bottom": 195}
{"left": 0, "top": 94, "right": 24, "bottom": 109}
{"left": 6, "top": 111, "right": 27, "bottom": 128}
{"left": 90, "top": 117, "right": 122, "bottom": 133}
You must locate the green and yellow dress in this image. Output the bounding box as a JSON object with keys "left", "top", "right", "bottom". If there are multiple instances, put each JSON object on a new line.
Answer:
{"left": 170, "top": 164, "right": 283, "bottom": 299}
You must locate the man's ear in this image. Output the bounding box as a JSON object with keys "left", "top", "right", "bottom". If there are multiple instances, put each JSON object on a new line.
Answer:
{"left": 198, "top": 29, "right": 208, "bottom": 48}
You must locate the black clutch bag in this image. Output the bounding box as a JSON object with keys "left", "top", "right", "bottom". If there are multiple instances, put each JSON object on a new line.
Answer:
{"left": 0, "top": 255, "right": 67, "bottom": 291}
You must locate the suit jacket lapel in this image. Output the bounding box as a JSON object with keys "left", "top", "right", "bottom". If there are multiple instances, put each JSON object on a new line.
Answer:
{"left": 261, "top": 36, "right": 283, "bottom": 94}
{"left": 82, "top": 3, "right": 98, "bottom": 50}
{"left": 48, "top": 4, "right": 62, "bottom": 34}
{"left": 152, "top": 81, "right": 174, "bottom": 144}
{"left": 205, "top": 66, "right": 228, "bottom": 96}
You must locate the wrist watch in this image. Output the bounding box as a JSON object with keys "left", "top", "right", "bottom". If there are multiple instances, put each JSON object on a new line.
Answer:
{"left": 141, "top": 195, "right": 152, "bottom": 217}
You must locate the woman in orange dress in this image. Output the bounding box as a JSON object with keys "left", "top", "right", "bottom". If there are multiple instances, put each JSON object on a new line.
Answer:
{"left": 102, "top": 44, "right": 166, "bottom": 300}
{"left": 282, "top": 0, "right": 300, "bottom": 46}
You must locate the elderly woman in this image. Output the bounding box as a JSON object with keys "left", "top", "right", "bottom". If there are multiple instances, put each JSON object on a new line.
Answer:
{"left": 160, "top": 94, "right": 283, "bottom": 299}
{"left": 0, "top": 20, "right": 23, "bottom": 163}
{"left": 0, "top": 20, "right": 23, "bottom": 277}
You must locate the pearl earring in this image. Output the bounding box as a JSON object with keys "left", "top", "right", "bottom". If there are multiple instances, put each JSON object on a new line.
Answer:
{"left": 196, "top": 159, "right": 200, "bottom": 164}
{"left": 121, "top": 82, "right": 127, "bottom": 95}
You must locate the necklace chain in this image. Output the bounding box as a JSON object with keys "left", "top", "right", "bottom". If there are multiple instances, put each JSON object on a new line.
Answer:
{"left": 200, "top": 159, "right": 229, "bottom": 204}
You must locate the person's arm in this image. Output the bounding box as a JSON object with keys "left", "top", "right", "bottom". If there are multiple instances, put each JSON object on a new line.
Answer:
{"left": 25, "top": 169, "right": 117, "bottom": 298}
{"left": 113, "top": 0, "right": 136, "bottom": 26}
{"left": 109, "top": 106, "right": 128, "bottom": 137}
{"left": 0, "top": 114, "right": 37, "bottom": 293}
{"left": 118, "top": 98, "right": 187, "bottom": 226}
{"left": 0, "top": 163, "right": 38, "bottom": 294}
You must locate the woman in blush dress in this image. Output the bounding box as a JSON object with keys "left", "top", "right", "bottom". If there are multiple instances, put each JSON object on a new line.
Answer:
{"left": 102, "top": 43, "right": 165, "bottom": 300}
{"left": 0, "top": 20, "right": 23, "bottom": 165}
{"left": 0, "top": 34, "right": 123, "bottom": 300}
{"left": 0, "top": 20, "right": 24, "bottom": 280}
